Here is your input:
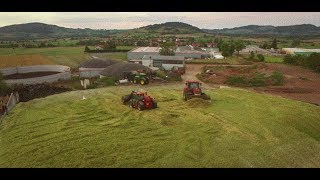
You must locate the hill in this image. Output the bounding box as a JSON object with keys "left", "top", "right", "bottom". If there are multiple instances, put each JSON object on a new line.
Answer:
{"left": 203, "top": 24, "right": 320, "bottom": 37}
{"left": 0, "top": 22, "right": 125, "bottom": 40}
{"left": 131, "top": 22, "right": 204, "bottom": 34}
{"left": 1, "top": 85, "right": 320, "bottom": 167}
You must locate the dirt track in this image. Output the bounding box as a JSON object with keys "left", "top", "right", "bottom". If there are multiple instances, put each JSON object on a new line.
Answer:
{"left": 181, "top": 64, "right": 250, "bottom": 90}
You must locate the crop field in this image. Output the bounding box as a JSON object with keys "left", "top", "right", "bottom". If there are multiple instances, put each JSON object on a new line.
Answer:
{"left": 264, "top": 56, "right": 284, "bottom": 63}
{"left": 0, "top": 47, "right": 90, "bottom": 68}
{"left": 1, "top": 85, "right": 320, "bottom": 167}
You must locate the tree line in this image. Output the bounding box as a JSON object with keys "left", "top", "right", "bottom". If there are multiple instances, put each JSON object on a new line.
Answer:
{"left": 283, "top": 53, "right": 320, "bottom": 72}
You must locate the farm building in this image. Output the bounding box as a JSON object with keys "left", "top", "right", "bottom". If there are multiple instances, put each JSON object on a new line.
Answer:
{"left": 175, "top": 46, "right": 210, "bottom": 59}
{"left": 127, "top": 46, "right": 211, "bottom": 60}
{"left": 239, "top": 45, "right": 272, "bottom": 55}
{"left": 129, "top": 55, "right": 185, "bottom": 71}
{"left": 79, "top": 59, "right": 119, "bottom": 78}
{"left": 99, "top": 62, "right": 152, "bottom": 79}
{"left": 127, "top": 47, "right": 160, "bottom": 60}
{"left": 282, "top": 48, "right": 320, "bottom": 55}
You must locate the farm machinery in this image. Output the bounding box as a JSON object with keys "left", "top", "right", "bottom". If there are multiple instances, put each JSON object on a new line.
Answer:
{"left": 183, "top": 80, "right": 211, "bottom": 101}
{"left": 115, "top": 71, "right": 149, "bottom": 85}
{"left": 121, "top": 91, "right": 157, "bottom": 111}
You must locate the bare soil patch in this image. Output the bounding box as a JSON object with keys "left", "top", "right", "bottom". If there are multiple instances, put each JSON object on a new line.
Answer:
{"left": 198, "top": 63, "right": 320, "bottom": 105}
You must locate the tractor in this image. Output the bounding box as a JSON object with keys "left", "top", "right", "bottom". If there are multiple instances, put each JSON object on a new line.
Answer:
{"left": 121, "top": 91, "right": 157, "bottom": 111}
{"left": 115, "top": 71, "right": 149, "bottom": 85}
{"left": 183, "top": 80, "right": 211, "bottom": 101}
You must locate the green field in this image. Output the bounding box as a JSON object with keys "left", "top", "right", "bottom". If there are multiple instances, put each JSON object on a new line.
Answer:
{"left": 0, "top": 47, "right": 90, "bottom": 67}
{"left": 264, "top": 56, "right": 284, "bottom": 63}
{"left": 96, "top": 52, "right": 128, "bottom": 61}
{"left": 1, "top": 85, "right": 320, "bottom": 167}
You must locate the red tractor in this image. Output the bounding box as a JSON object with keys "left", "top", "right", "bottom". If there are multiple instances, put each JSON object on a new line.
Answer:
{"left": 121, "top": 91, "right": 157, "bottom": 111}
{"left": 183, "top": 81, "right": 211, "bottom": 101}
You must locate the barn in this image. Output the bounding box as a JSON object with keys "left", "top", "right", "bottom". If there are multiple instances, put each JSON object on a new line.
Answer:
{"left": 129, "top": 55, "right": 185, "bottom": 71}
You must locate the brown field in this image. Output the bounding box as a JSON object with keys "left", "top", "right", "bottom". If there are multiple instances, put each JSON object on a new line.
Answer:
{"left": 0, "top": 55, "right": 55, "bottom": 68}
{"left": 195, "top": 63, "right": 320, "bottom": 105}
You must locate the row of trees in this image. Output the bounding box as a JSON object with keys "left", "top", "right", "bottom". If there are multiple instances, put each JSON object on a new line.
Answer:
{"left": 283, "top": 53, "right": 320, "bottom": 72}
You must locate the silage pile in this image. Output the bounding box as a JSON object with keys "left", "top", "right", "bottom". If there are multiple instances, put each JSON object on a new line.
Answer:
{"left": 79, "top": 59, "right": 119, "bottom": 68}
{"left": 100, "top": 62, "right": 152, "bottom": 79}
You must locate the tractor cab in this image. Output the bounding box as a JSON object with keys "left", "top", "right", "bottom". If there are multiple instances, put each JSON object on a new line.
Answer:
{"left": 183, "top": 80, "right": 211, "bottom": 101}
{"left": 185, "top": 81, "right": 202, "bottom": 95}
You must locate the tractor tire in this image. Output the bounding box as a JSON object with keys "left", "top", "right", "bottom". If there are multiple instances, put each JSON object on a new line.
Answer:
{"left": 183, "top": 93, "right": 188, "bottom": 101}
{"left": 129, "top": 101, "right": 134, "bottom": 108}
{"left": 122, "top": 95, "right": 131, "bottom": 104}
{"left": 152, "top": 101, "right": 157, "bottom": 109}
{"left": 115, "top": 81, "right": 120, "bottom": 86}
{"left": 140, "top": 79, "right": 145, "bottom": 85}
{"left": 121, "top": 96, "right": 126, "bottom": 104}
{"left": 138, "top": 101, "right": 144, "bottom": 111}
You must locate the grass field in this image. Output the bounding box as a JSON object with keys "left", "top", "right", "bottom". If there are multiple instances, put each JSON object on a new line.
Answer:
{"left": 91, "top": 52, "right": 128, "bottom": 61}
{"left": 1, "top": 85, "right": 320, "bottom": 167}
{"left": 0, "top": 47, "right": 90, "bottom": 68}
{"left": 264, "top": 56, "right": 284, "bottom": 63}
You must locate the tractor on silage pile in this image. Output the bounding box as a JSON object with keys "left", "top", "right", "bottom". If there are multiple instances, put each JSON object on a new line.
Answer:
{"left": 183, "top": 80, "right": 211, "bottom": 101}
{"left": 121, "top": 91, "right": 157, "bottom": 111}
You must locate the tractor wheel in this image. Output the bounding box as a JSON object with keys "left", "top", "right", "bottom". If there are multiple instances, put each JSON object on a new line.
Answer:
{"left": 152, "top": 101, "right": 157, "bottom": 109}
{"left": 129, "top": 101, "right": 133, "bottom": 108}
{"left": 183, "top": 93, "right": 188, "bottom": 101}
{"left": 138, "top": 102, "right": 144, "bottom": 111}
{"left": 115, "top": 81, "right": 120, "bottom": 86}
{"left": 140, "top": 79, "right": 145, "bottom": 85}
{"left": 121, "top": 96, "right": 126, "bottom": 104}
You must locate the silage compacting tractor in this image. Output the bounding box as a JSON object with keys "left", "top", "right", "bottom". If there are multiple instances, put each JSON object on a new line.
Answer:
{"left": 121, "top": 91, "right": 157, "bottom": 111}
{"left": 115, "top": 71, "right": 149, "bottom": 86}
{"left": 183, "top": 80, "right": 211, "bottom": 101}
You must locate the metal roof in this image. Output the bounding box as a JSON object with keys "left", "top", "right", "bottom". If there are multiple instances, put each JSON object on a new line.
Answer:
{"left": 142, "top": 55, "right": 185, "bottom": 61}
{"left": 130, "top": 47, "right": 161, "bottom": 53}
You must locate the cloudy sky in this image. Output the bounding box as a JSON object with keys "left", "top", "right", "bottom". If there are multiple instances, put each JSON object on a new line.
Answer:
{"left": 0, "top": 12, "right": 319, "bottom": 29}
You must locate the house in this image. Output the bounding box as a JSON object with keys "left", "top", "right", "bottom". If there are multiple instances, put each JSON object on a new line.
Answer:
{"left": 129, "top": 55, "right": 185, "bottom": 71}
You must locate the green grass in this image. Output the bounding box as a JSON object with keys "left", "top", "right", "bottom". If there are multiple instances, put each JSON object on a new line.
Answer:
{"left": 116, "top": 46, "right": 135, "bottom": 51}
{"left": 1, "top": 85, "right": 320, "bottom": 167}
{"left": 264, "top": 56, "right": 284, "bottom": 63}
{"left": 0, "top": 47, "right": 90, "bottom": 67}
{"left": 94, "top": 52, "right": 128, "bottom": 61}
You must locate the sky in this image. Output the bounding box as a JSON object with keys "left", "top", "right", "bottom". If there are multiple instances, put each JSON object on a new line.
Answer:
{"left": 0, "top": 12, "right": 319, "bottom": 30}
